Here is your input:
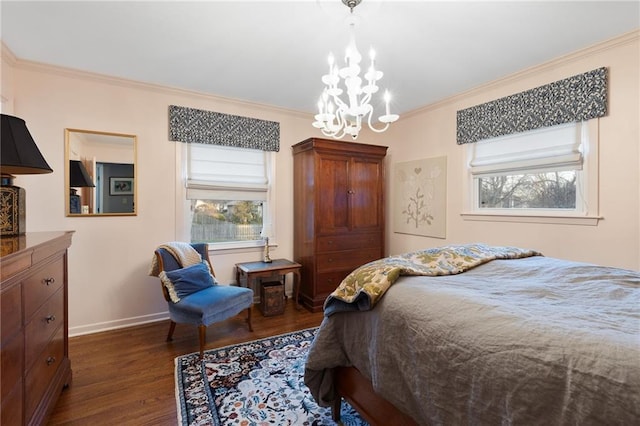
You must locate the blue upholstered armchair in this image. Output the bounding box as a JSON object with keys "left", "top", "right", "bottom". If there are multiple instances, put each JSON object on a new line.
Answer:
{"left": 154, "top": 243, "right": 253, "bottom": 358}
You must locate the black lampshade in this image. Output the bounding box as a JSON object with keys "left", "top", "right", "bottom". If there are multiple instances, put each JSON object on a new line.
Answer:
{"left": 69, "top": 160, "right": 95, "bottom": 187}
{"left": 1, "top": 114, "right": 53, "bottom": 175}
{"left": 0, "top": 114, "right": 52, "bottom": 236}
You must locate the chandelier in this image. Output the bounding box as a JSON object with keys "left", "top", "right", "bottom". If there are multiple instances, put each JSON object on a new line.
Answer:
{"left": 312, "top": 0, "right": 399, "bottom": 140}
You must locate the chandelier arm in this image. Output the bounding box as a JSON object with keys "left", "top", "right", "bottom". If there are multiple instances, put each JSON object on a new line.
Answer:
{"left": 330, "top": 92, "right": 348, "bottom": 110}
{"left": 322, "top": 126, "right": 348, "bottom": 139}
{"left": 321, "top": 106, "right": 348, "bottom": 139}
{"left": 359, "top": 92, "right": 373, "bottom": 109}
{"left": 365, "top": 111, "right": 391, "bottom": 133}
{"left": 334, "top": 105, "right": 347, "bottom": 126}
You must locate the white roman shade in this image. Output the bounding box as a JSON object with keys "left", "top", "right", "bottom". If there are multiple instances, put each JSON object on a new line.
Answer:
{"left": 469, "top": 122, "right": 584, "bottom": 177}
{"left": 186, "top": 144, "right": 268, "bottom": 201}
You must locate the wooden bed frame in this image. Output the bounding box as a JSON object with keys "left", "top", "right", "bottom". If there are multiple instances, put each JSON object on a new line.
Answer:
{"left": 331, "top": 366, "right": 418, "bottom": 426}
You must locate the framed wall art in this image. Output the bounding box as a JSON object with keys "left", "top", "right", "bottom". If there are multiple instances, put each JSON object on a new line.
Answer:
{"left": 393, "top": 156, "right": 447, "bottom": 238}
{"left": 109, "top": 177, "right": 134, "bottom": 195}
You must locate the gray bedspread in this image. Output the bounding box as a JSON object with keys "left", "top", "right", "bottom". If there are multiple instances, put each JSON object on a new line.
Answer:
{"left": 304, "top": 256, "right": 640, "bottom": 425}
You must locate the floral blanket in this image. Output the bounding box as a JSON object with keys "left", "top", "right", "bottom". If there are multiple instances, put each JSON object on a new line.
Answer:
{"left": 323, "top": 243, "right": 541, "bottom": 316}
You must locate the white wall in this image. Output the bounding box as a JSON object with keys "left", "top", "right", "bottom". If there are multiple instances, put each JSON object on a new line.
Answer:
{"left": 384, "top": 31, "right": 640, "bottom": 270}
{"left": 1, "top": 46, "right": 324, "bottom": 335}
{"left": 2, "top": 30, "right": 638, "bottom": 335}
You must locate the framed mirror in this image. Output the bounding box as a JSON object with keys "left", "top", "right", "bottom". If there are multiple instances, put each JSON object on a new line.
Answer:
{"left": 65, "top": 128, "right": 137, "bottom": 216}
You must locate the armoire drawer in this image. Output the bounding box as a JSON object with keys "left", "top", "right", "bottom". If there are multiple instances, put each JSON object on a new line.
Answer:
{"left": 317, "top": 248, "right": 381, "bottom": 273}
{"left": 316, "top": 270, "right": 352, "bottom": 294}
{"left": 317, "top": 233, "right": 381, "bottom": 253}
{"left": 25, "top": 326, "right": 65, "bottom": 421}
{"left": 23, "top": 258, "right": 64, "bottom": 320}
{"left": 25, "top": 288, "right": 64, "bottom": 371}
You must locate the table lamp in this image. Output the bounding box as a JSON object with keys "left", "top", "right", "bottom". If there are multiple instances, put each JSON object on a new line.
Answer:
{"left": 260, "top": 223, "right": 272, "bottom": 263}
{"left": 69, "top": 160, "right": 95, "bottom": 213}
{"left": 0, "top": 114, "right": 53, "bottom": 236}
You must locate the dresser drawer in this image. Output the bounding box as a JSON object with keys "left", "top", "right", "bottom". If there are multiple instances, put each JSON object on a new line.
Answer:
{"left": 1, "top": 283, "right": 22, "bottom": 344}
{"left": 317, "top": 233, "right": 381, "bottom": 253}
{"left": 317, "top": 248, "right": 381, "bottom": 273}
{"left": 23, "top": 258, "right": 64, "bottom": 320}
{"left": 25, "top": 288, "right": 64, "bottom": 371}
{"left": 1, "top": 381, "right": 23, "bottom": 426}
{"left": 25, "top": 326, "right": 65, "bottom": 421}
{"left": 1, "top": 329, "right": 24, "bottom": 406}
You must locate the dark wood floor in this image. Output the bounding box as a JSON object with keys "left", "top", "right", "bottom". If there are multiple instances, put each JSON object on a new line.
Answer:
{"left": 48, "top": 301, "right": 325, "bottom": 425}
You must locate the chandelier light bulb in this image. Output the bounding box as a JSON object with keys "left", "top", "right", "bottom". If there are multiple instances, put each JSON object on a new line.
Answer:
{"left": 379, "top": 90, "right": 399, "bottom": 124}
{"left": 384, "top": 90, "right": 391, "bottom": 114}
{"left": 312, "top": 0, "right": 399, "bottom": 140}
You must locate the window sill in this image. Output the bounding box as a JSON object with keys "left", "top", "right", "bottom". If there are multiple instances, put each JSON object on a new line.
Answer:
{"left": 206, "top": 239, "right": 278, "bottom": 254}
{"left": 460, "top": 212, "right": 602, "bottom": 226}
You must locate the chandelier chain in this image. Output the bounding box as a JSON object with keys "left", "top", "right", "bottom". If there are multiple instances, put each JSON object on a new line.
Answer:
{"left": 342, "top": 0, "right": 362, "bottom": 13}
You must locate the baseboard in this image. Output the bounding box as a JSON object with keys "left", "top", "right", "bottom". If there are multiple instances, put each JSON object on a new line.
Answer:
{"left": 69, "top": 291, "right": 294, "bottom": 337}
{"left": 69, "top": 311, "right": 169, "bottom": 337}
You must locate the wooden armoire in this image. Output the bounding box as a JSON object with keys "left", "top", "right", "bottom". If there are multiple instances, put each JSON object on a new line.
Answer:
{"left": 292, "top": 138, "right": 387, "bottom": 312}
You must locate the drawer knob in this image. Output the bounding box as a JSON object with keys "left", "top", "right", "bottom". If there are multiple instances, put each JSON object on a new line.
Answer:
{"left": 43, "top": 277, "right": 56, "bottom": 286}
{"left": 46, "top": 356, "right": 56, "bottom": 366}
{"left": 46, "top": 314, "right": 56, "bottom": 324}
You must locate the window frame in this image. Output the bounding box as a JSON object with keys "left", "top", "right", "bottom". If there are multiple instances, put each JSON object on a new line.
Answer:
{"left": 175, "top": 142, "right": 277, "bottom": 251}
{"left": 461, "top": 119, "right": 601, "bottom": 226}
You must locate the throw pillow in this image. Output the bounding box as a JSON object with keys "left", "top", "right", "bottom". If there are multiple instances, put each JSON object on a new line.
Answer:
{"left": 159, "top": 261, "right": 217, "bottom": 303}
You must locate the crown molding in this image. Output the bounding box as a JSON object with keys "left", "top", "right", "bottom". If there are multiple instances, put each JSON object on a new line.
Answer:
{"left": 4, "top": 28, "right": 638, "bottom": 123}
{"left": 3, "top": 44, "right": 310, "bottom": 120}
{"left": 1, "top": 42, "right": 18, "bottom": 66}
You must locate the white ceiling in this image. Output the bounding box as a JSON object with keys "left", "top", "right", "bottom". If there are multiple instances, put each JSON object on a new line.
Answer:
{"left": 1, "top": 1, "right": 639, "bottom": 116}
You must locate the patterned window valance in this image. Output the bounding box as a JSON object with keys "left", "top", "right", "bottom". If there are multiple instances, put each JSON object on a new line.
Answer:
{"left": 456, "top": 67, "right": 607, "bottom": 145}
{"left": 168, "top": 105, "right": 280, "bottom": 152}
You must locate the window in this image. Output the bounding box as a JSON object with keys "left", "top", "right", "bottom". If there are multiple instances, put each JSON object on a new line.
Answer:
{"left": 478, "top": 171, "right": 577, "bottom": 209}
{"left": 184, "top": 144, "right": 273, "bottom": 247}
{"left": 464, "top": 121, "right": 600, "bottom": 224}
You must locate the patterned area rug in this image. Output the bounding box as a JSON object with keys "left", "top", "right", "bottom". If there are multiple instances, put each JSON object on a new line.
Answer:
{"left": 174, "top": 327, "right": 367, "bottom": 426}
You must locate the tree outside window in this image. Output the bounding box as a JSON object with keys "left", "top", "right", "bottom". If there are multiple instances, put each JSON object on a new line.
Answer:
{"left": 478, "top": 171, "right": 576, "bottom": 209}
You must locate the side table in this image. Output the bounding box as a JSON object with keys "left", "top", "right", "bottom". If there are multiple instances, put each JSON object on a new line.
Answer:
{"left": 235, "top": 259, "right": 302, "bottom": 310}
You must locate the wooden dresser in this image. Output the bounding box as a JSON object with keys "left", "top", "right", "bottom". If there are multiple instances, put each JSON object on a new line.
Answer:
{"left": 292, "top": 138, "right": 387, "bottom": 312}
{"left": 1, "top": 231, "right": 73, "bottom": 425}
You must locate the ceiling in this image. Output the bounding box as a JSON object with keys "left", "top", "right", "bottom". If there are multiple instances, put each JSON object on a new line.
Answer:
{"left": 1, "top": 1, "right": 639, "bottom": 116}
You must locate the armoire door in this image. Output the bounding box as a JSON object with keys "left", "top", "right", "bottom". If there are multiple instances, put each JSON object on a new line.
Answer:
{"left": 316, "top": 153, "right": 350, "bottom": 234}
{"left": 350, "top": 157, "right": 384, "bottom": 232}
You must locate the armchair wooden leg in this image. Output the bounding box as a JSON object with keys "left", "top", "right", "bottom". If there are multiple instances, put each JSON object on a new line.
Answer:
{"left": 246, "top": 307, "right": 254, "bottom": 332}
{"left": 198, "top": 325, "right": 206, "bottom": 359}
{"left": 166, "top": 321, "right": 176, "bottom": 342}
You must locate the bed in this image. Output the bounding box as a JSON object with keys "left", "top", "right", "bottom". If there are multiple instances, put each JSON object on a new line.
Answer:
{"left": 304, "top": 244, "right": 640, "bottom": 425}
